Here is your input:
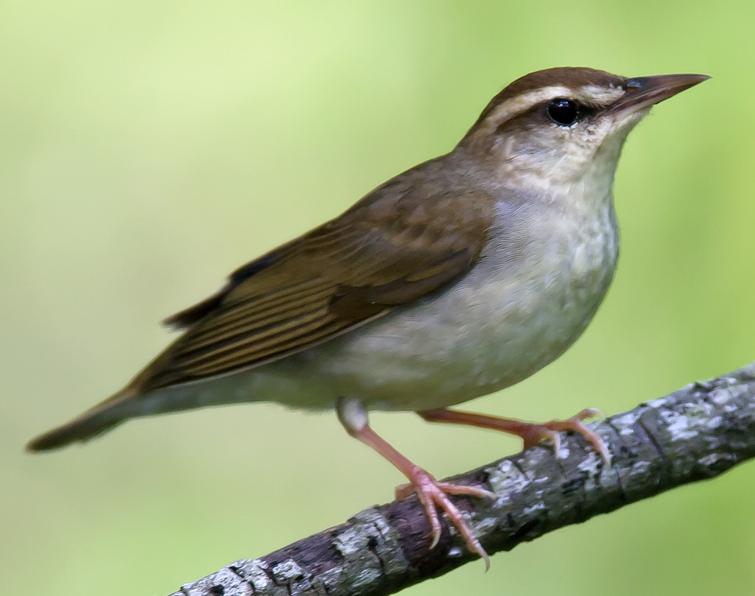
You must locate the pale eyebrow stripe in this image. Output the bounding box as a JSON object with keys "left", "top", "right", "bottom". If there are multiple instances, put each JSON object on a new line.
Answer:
{"left": 466, "top": 85, "right": 580, "bottom": 143}
{"left": 578, "top": 84, "right": 625, "bottom": 105}
{"left": 484, "top": 86, "right": 574, "bottom": 125}
{"left": 487, "top": 84, "right": 625, "bottom": 125}
{"left": 462, "top": 82, "right": 627, "bottom": 146}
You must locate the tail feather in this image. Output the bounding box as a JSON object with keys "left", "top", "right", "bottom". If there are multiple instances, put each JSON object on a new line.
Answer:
{"left": 26, "top": 391, "right": 132, "bottom": 452}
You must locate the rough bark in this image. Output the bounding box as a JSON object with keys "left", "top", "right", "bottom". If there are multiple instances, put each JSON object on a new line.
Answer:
{"left": 172, "top": 362, "right": 755, "bottom": 596}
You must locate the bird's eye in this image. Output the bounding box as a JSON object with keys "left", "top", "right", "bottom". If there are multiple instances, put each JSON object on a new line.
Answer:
{"left": 546, "top": 98, "right": 580, "bottom": 126}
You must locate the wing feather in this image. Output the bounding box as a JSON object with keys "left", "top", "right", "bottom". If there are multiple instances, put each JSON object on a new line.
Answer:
{"left": 134, "top": 186, "right": 494, "bottom": 392}
{"left": 189, "top": 286, "right": 334, "bottom": 346}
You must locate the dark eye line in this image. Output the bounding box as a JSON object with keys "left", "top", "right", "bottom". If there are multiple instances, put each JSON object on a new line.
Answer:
{"left": 494, "top": 99, "right": 597, "bottom": 137}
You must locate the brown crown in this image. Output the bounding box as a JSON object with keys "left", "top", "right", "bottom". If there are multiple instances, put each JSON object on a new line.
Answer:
{"left": 472, "top": 67, "right": 626, "bottom": 127}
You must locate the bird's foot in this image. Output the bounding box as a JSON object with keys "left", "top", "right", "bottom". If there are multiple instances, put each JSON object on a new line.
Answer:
{"left": 395, "top": 466, "right": 493, "bottom": 567}
{"left": 419, "top": 407, "right": 610, "bottom": 465}
{"left": 518, "top": 408, "right": 610, "bottom": 464}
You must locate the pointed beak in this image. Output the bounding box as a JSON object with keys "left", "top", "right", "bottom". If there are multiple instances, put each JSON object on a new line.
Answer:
{"left": 608, "top": 73, "right": 710, "bottom": 115}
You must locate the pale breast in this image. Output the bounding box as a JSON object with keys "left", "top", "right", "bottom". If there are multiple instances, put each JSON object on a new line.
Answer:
{"left": 241, "top": 197, "right": 619, "bottom": 412}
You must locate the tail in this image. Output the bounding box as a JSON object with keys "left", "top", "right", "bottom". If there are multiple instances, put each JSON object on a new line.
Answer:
{"left": 26, "top": 390, "right": 134, "bottom": 452}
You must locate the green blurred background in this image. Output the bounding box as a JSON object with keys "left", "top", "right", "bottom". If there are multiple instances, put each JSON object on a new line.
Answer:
{"left": 2, "top": 1, "right": 754, "bottom": 594}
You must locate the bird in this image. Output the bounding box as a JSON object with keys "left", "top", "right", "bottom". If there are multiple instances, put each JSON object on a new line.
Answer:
{"left": 28, "top": 67, "right": 708, "bottom": 565}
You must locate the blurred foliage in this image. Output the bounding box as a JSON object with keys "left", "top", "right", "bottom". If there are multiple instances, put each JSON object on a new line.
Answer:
{"left": 1, "top": 1, "right": 754, "bottom": 594}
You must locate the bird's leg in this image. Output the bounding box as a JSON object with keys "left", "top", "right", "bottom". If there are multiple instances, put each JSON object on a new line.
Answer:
{"left": 418, "top": 407, "right": 610, "bottom": 464}
{"left": 337, "top": 397, "right": 493, "bottom": 566}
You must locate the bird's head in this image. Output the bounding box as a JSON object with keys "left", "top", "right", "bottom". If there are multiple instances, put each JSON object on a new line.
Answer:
{"left": 460, "top": 67, "right": 709, "bottom": 194}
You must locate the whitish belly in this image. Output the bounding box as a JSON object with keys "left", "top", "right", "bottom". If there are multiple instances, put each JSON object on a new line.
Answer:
{"left": 242, "top": 201, "right": 619, "bottom": 412}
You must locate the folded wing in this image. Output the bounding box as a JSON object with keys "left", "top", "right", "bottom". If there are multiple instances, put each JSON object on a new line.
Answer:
{"left": 133, "top": 188, "right": 493, "bottom": 393}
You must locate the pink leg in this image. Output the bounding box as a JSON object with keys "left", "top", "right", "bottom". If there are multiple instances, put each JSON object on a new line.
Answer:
{"left": 337, "top": 398, "right": 493, "bottom": 567}
{"left": 418, "top": 407, "right": 610, "bottom": 464}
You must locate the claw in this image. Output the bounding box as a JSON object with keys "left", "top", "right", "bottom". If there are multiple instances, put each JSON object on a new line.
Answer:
{"left": 435, "top": 482, "right": 496, "bottom": 500}
{"left": 395, "top": 479, "right": 495, "bottom": 501}
{"left": 341, "top": 414, "right": 492, "bottom": 567}
{"left": 575, "top": 407, "right": 603, "bottom": 420}
{"left": 535, "top": 413, "right": 611, "bottom": 465}
{"left": 398, "top": 467, "right": 491, "bottom": 567}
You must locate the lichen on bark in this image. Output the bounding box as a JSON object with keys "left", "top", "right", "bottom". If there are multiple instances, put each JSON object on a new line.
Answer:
{"left": 174, "top": 362, "right": 755, "bottom": 596}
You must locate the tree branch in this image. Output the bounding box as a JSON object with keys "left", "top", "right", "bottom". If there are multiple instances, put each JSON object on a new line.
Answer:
{"left": 172, "top": 362, "right": 755, "bottom": 596}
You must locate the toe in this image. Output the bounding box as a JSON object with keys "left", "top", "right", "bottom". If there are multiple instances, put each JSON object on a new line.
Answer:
{"left": 435, "top": 482, "right": 496, "bottom": 500}
{"left": 412, "top": 475, "right": 443, "bottom": 548}
{"left": 572, "top": 420, "right": 611, "bottom": 465}
{"left": 551, "top": 417, "right": 611, "bottom": 465}
{"left": 403, "top": 469, "right": 491, "bottom": 564}
{"left": 575, "top": 407, "right": 602, "bottom": 421}
{"left": 394, "top": 482, "right": 413, "bottom": 500}
{"left": 428, "top": 485, "right": 490, "bottom": 566}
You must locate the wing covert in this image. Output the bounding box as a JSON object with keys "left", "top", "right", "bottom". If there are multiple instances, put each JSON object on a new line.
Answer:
{"left": 136, "top": 188, "right": 493, "bottom": 392}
